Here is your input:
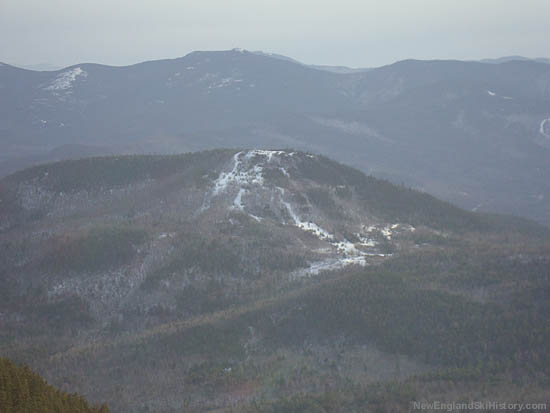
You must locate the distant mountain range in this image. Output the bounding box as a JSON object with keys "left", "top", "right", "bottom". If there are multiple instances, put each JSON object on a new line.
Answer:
{"left": 1, "top": 50, "right": 550, "bottom": 225}
{"left": 10, "top": 63, "right": 64, "bottom": 71}
{"left": 251, "top": 50, "right": 372, "bottom": 73}
{"left": 479, "top": 55, "right": 550, "bottom": 64}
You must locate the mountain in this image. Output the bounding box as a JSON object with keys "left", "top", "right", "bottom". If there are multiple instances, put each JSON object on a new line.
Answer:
{"left": 1, "top": 49, "right": 550, "bottom": 227}
{"left": 10, "top": 62, "right": 64, "bottom": 71}
{"left": 480, "top": 56, "right": 550, "bottom": 65}
{"left": 1, "top": 150, "right": 549, "bottom": 411}
{"left": 252, "top": 50, "right": 371, "bottom": 73}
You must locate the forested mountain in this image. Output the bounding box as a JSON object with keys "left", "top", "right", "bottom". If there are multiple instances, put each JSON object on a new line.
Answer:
{"left": 1, "top": 50, "right": 550, "bottom": 226}
{"left": 0, "top": 357, "right": 108, "bottom": 412}
{"left": 1, "top": 150, "right": 549, "bottom": 411}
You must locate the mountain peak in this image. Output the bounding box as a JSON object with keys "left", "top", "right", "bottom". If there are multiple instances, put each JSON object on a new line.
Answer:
{"left": 2, "top": 148, "right": 549, "bottom": 411}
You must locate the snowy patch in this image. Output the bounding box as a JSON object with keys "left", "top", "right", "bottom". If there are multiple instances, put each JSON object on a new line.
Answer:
{"left": 212, "top": 151, "right": 264, "bottom": 195}
{"left": 43, "top": 67, "right": 87, "bottom": 92}
{"left": 279, "top": 167, "right": 290, "bottom": 177}
{"left": 233, "top": 188, "right": 246, "bottom": 210}
{"left": 487, "top": 90, "right": 513, "bottom": 100}
{"left": 334, "top": 240, "right": 360, "bottom": 255}
{"left": 356, "top": 233, "right": 377, "bottom": 247}
{"left": 208, "top": 149, "right": 299, "bottom": 221}
{"left": 208, "top": 77, "right": 243, "bottom": 89}
{"left": 292, "top": 256, "right": 367, "bottom": 278}
{"left": 279, "top": 188, "right": 396, "bottom": 278}
{"left": 246, "top": 149, "right": 287, "bottom": 162}
{"left": 279, "top": 189, "right": 333, "bottom": 241}
{"left": 212, "top": 152, "right": 242, "bottom": 195}
{"left": 540, "top": 117, "right": 550, "bottom": 137}
{"left": 381, "top": 226, "right": 393, "bottom": 239}
{"left": 362, "top": 223, "right": 414, "bottom": 240}
{"left": 211, "top": 150, "right": 296, "bottom": 201}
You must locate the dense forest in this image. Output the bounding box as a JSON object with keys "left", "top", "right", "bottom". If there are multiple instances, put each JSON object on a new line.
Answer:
{"left": 0, "top": 358, "right": 108, "bottom": 412}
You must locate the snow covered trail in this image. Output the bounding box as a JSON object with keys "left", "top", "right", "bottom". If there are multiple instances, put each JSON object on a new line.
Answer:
{"left": 279, "top": 188, "right": 334, "bottom": 241}
{"left": 277, "top": 187, "right": 398, "bottom": 277}
{"left": 205, "top": 149, "right": 415, "bottom": 278}
{"left": 212, "top": 149, "right": 291, "bottom": 196}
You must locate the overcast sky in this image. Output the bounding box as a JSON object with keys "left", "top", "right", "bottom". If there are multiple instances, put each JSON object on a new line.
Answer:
{"left": 1, "top": 0, "right": 549, "bottom": 69}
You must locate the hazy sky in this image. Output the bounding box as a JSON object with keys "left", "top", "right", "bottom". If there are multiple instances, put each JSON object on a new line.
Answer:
{"left": 1, "top": 0, "right": 549, "bottom": 68}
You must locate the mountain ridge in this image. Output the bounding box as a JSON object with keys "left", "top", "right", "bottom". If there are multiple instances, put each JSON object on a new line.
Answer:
{"left": 2, "top": 49, "right": 550, "bottom": 228}
{"left": 4, "top": 51, "right": 550, "bottom": 74}
{"left": 1, "top": 149, "right": 549, "bottom": 411}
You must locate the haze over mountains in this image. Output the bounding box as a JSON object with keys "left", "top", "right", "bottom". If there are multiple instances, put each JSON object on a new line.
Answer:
{"left": 2, "top": 49, "right": 550, "bottom": 226}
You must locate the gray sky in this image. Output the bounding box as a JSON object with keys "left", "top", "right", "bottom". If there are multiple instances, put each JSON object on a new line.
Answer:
{"left": 1, "top": 0, "right": 549, "bottom": 69}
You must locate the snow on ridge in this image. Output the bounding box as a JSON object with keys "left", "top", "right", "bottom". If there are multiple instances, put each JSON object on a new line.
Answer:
{"left": 212, "top": 151, "right": 263, "bottom": 195}
{"left": 246, "top": 149, "right": 289, "bottom": 162}
{"left": 43, "top": 67, "right": 87, "bottom": 92}
{"left": 213, "top": 151, "right": 242, "bottom": 195}
{"left": 212, "top": 150, "right": 295, "bottom": 198}
{"left": 540, "top": 117, "right": 550, "bottom": 137}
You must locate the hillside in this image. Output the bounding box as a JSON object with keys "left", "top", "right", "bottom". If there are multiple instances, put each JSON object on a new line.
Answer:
{"left": 1, "top": 50, "right": 550, "bottom": 226}
{"left": 0, "top": 357, "right": 108, "bottom": 412}
{"left": 1, "top": 150, "right": 549, "bottom": 411}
